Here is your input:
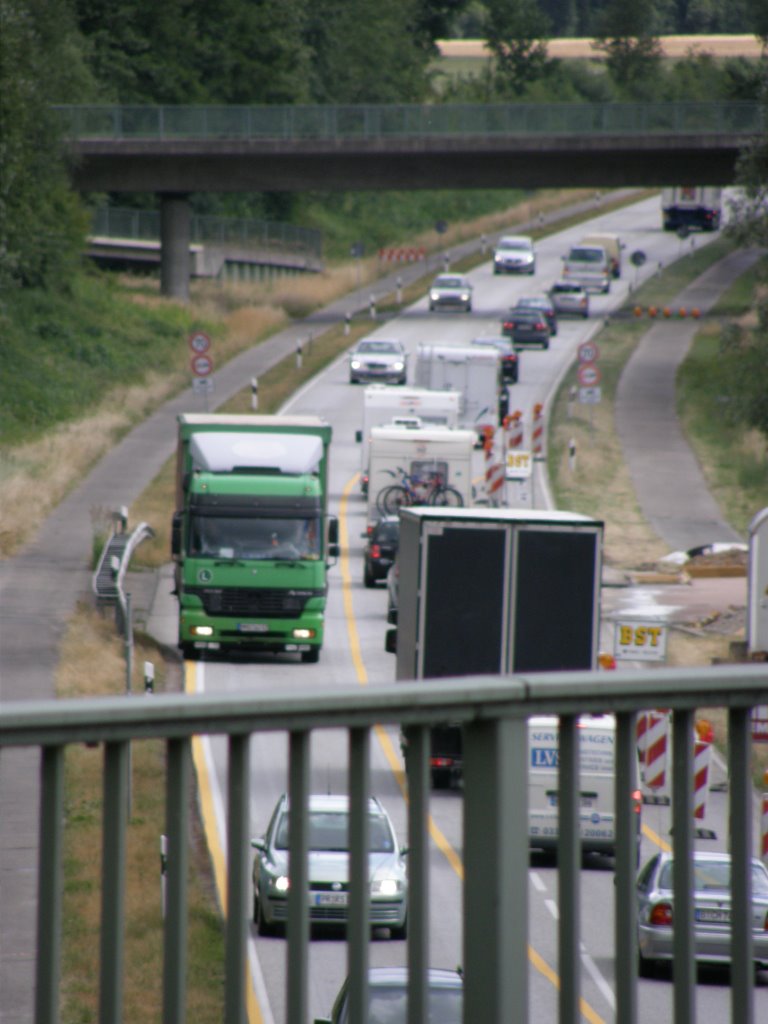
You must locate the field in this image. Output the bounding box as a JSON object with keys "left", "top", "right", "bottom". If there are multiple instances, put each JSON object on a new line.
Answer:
{"left": 438, "top": 35, "right": 764, "bottom": 61}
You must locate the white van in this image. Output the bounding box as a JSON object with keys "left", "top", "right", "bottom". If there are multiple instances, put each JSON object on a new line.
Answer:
{"left": 562, "top": 243, "right": 612, "bottom": 294}
{"left": 528, "top": 714, "right": 641, "bottom": 856}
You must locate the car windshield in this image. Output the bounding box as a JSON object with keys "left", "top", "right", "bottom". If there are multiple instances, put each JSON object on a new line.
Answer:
{"left": 434, "top": 277, "right": 464, "bottom": 288}
{"left": 358, "top": 341, "right": 400, "bottom": 354}
{"left": 569, "top": 247, "right": 604, "bottom": 263}
{"left": 658, "top": 860, "right": 768, "bottom": 894}
{"left": 374, "top": 522, "right": 400, "bottom": 543}
{"left": 552, "top": 283, "right": 580, "bottom": 294}
{"left": 500, "top": 239, "right": 530, "bottom": 251}
{"left": 274, "top": 811, "right": 395, "bottom": 853}
{"left": 188, "top": 514, "right": 320, "bottom": 560}
{"left": 338, "top": 986, "right": 463, "bottom": 1024}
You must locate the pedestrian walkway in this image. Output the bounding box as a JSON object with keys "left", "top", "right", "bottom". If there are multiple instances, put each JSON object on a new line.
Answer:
{"left": 616, "top": 246, "right": 762, "bottom": 553}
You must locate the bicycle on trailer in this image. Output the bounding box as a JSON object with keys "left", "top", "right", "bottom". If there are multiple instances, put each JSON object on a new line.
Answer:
{"left": 375, "top": 466, "right": 464, "bottom": 515}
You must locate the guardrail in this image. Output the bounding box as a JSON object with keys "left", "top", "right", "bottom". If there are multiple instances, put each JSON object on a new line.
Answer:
{"left": 53, "top": 101, "right": 764, "bottom": 140}
{"left": 2, "top": 664, "right": 767, "bottom": 1024}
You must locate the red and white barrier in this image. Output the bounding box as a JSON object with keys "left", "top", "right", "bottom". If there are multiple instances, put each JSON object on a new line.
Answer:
{"left": 762, "top": 794, "right": 768, "bottom": 861}
{"left": 378, "top": 246, "right": 426, "bottom": 262}
{"left": 531, "top": 403, "right": 544, "bottom": 455}
{"left": 636, "top": 713, "right": 649, "bottom": 764}
{"left": 693, "top": 740, "right": 712, "bottom": 820}
{"left": 504, "top": 411, "right": 524, "bottom": 450}
{"left": 481, "top": 426, "right": 504, "bottom": 505}
{"left": 644, "top": 711, "right": 668, "bottom": 793}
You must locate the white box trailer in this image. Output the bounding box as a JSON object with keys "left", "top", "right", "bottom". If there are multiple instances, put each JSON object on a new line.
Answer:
{"left": 355, "top": 385, "right": 462, "bottom": 493}
{"left": 414, "top": 344, "right": 505, "bottom": 433}
{"left": 366, "top": 425, "right": 477, "bottom": 528}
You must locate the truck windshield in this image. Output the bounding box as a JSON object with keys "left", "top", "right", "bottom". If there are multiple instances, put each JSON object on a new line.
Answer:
{"left": 189, "top": 515, "right": 320, "bottom": 560}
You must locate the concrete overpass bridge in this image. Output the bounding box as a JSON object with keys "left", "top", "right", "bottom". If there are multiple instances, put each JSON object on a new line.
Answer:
{"left": 57, "top": 101, "right": 762, "bottom": 297}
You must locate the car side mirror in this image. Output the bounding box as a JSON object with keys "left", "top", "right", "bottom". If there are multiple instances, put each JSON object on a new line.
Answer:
{"left": 251, "top": 837, "right": 266, "bottom": 851}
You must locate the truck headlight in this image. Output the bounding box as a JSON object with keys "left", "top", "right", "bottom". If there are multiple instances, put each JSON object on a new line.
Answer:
{"left": 191, "top": 626, "right": 214, "bottom": 637}
{"left": 460, "top": 293, "right": 470, "bottom": 301}
{"left": 292, "top": 628, "right": 316, "bottom": 639}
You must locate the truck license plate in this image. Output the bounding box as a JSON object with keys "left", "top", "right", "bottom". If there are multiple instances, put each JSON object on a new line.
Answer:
{"left": 238, "top": 623, "right": 268, "bottom": 634}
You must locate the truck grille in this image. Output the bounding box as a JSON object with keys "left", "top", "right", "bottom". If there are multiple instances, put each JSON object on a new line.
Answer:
{"left": 189, "top": 587, "right": 322, "bottom": 618}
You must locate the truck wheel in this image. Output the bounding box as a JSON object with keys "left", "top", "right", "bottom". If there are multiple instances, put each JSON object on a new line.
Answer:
{"left": 301, "top": 649, "right": 320, "bottom": 664}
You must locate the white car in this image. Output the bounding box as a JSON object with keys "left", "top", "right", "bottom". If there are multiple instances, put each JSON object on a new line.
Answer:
{"left": 251, "top": 793, "right": 408, "bottom": 937}
{"left": 349, "top": 338, "right": 407, "bottom": 384}
{"left": 493, "top": 235, "right": 536, "bottom": 275}
{"left": 428, "top": 274, "right": 473, "bottom": 312}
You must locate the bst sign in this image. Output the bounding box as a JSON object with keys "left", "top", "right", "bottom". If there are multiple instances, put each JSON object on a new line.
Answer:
{"left": 614, "top": 620, "right": 668, "bottom": 662}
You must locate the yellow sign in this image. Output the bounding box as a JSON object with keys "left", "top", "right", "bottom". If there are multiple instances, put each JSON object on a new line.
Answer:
{"left": 614, "top": 620, "right": 667, "bottom": 662}
{"left": 506, "top": 450, "right": 532, "bottom": 479}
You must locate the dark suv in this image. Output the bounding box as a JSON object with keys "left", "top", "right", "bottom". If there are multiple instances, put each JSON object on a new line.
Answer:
{"left": 470, "top": 336, "right": 519, "bottom": 383}
{"left": 363, "top": 516, "right": 400, "bottom": 587}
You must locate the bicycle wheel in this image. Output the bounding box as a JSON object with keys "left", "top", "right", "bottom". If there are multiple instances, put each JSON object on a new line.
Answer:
{"left": 430, "top": 485, "right": 464, "bottom": 507}
{"left": 378, "top": 485, "right": 411, "bottom": 515}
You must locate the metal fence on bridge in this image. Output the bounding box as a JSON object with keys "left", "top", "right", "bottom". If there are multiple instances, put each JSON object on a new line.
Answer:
{"left": 2, "top": 664, "right": 767, "bottom": 1024}
{"left": 55, "top": 101, "right": 764, "bottom": 141}
{"left": 91, "top": 207, "right": 323, "bottom": 261}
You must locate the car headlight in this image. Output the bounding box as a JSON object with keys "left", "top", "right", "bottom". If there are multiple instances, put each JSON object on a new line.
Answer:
{"left": 460, "top": 293, "right": 470, "bottom": 301}
{"left": 392, "top": 361, "right": 404, "bottom": 371}
{"left": 371, "top": 878, "right": 401, "bottom": 896}
{"left": 430, "top": 290, "right": 440, "bottom": 300}
{"left": 350, "top": 359, "right": 362, "bottom": 370}
{"left": 269, "top": 874, "right": 289, "bottom": 892}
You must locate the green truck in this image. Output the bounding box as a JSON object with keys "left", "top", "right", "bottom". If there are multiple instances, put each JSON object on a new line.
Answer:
{"left": 172, "top": 413, "right": 338, "bottom": 662}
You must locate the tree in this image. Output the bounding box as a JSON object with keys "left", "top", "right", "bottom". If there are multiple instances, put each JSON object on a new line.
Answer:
{"left": 0, "top": 0, "right": 90, "bottom": 293}
{"left": 305, "top": 0, "right": 431, "bottom": 104}
{"left": 484, "top": 0, "right": 551, "bottom": 94}
{"left": 592, "top": 0, "right": 663, "bottom": 91}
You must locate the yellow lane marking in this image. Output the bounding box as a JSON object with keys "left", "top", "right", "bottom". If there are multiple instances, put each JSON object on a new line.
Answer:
{"left": 643, "top": 821, "right": 672, "bottom": 852}
{"left": 339, "top": 474, "right": 605, "bottom": 1023}
{"left": 185, "top": 661, "right": 264, "bottom": 1024}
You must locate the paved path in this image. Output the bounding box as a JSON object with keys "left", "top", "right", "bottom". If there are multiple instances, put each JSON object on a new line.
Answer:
{"left": 616, "top": 247, "right": 763, "bottom": 553}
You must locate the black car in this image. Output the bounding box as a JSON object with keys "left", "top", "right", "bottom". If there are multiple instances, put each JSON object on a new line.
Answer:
{"left": 470, "top": 336, "right": 519, "bottom": 383}
{"left": 363, "top": 515, "right": 400, "bottom": 587}
{"left": 513, "top": 295, "right": 558, "bottom": 335}
{"left": 500, "top": 308, "right": 550, "bottom": 350}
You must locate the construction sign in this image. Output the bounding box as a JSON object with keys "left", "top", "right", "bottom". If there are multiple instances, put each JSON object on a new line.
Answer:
{"left": 613, "top": 619, "right": 668, "bottom": 662}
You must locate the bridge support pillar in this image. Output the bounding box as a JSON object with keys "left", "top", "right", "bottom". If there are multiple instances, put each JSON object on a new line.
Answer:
{"left": 160, "top": 194, "right": 191, "bottom": 301}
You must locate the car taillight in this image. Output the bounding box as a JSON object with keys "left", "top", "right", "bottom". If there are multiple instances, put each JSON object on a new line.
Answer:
{"left": 632, "top": 789, "right": 642, "bottom": 815}
{"left": 503, "top": 321, "right": 513, "bottom": 331}
{"left": 371, "top": 544, "right": 381, "bottom": 558}
{"left": 649, "top": 902, "right": 673, "bottom": 926}
{"left": 503, "top": 354, "right": 517, "bottom": 363}
{"left": 430, "top": 756, "right": 455, "bottom": 768}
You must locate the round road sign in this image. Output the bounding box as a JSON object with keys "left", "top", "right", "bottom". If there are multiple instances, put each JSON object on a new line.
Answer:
{"left": 191, "top": 353, "right": 214, "bottom": 377}
{"left": 577, "top": 362, "right": 601, "bottom": 387}
{"left": 188, "top": 331, "right": 211, "bottom": 354}
{"left": 578, "top": 341, "right": 600, "bottom": 364}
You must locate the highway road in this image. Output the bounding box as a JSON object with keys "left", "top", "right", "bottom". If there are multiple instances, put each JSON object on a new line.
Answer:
{"left": 184, "top": 195, "right": 767, "bottom": 1023}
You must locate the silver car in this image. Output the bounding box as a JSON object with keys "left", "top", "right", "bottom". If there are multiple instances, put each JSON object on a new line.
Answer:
{"left": 349, "top": 338, "right": 407, "bottom": 384}
{"left": 493, "top": 234, "right": 536, "bottom": 275}
{"left": 252, "top": 793, "right": 408, "bottom": 937}
{"left": 637, "top": 850, "right": 768, "bottom": 976}
{"left": 315, "top": 966, "right": 463, "bottom": 1024}
{"left": 428, "top": 274, "right": 473, "bottom": 312}
{"left": 548, "top": 279, "right": 590, "bottom": 319}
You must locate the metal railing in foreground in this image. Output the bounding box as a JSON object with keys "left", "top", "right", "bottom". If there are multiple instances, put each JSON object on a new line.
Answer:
{"left": 2, "top": 663, "right": 767, "bottom": 1024}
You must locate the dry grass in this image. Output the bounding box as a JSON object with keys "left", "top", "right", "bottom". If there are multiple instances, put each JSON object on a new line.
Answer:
{"left": 58, "top": 604, "right": 225, "bottom": 1022}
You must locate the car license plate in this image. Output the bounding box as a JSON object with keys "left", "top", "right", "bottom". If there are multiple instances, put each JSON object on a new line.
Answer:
{"left": 695, "top": 908, "right": 730, "bottom": 923}
{"left": 314, "top": 892, "right": 347, "bottom": 907}
{"left": 238, "top": 623, "right": 268, "bottom": 634}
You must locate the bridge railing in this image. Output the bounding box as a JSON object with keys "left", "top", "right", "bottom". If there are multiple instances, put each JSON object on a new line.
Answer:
{"left": 90, "top": 206, "right": 323, "bottom": 258}
{"left": 54, "top": 101, "right": 764, "bottom": 140}
{"left": 3, "top": 663, "right": 768, "bottom": 1024}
